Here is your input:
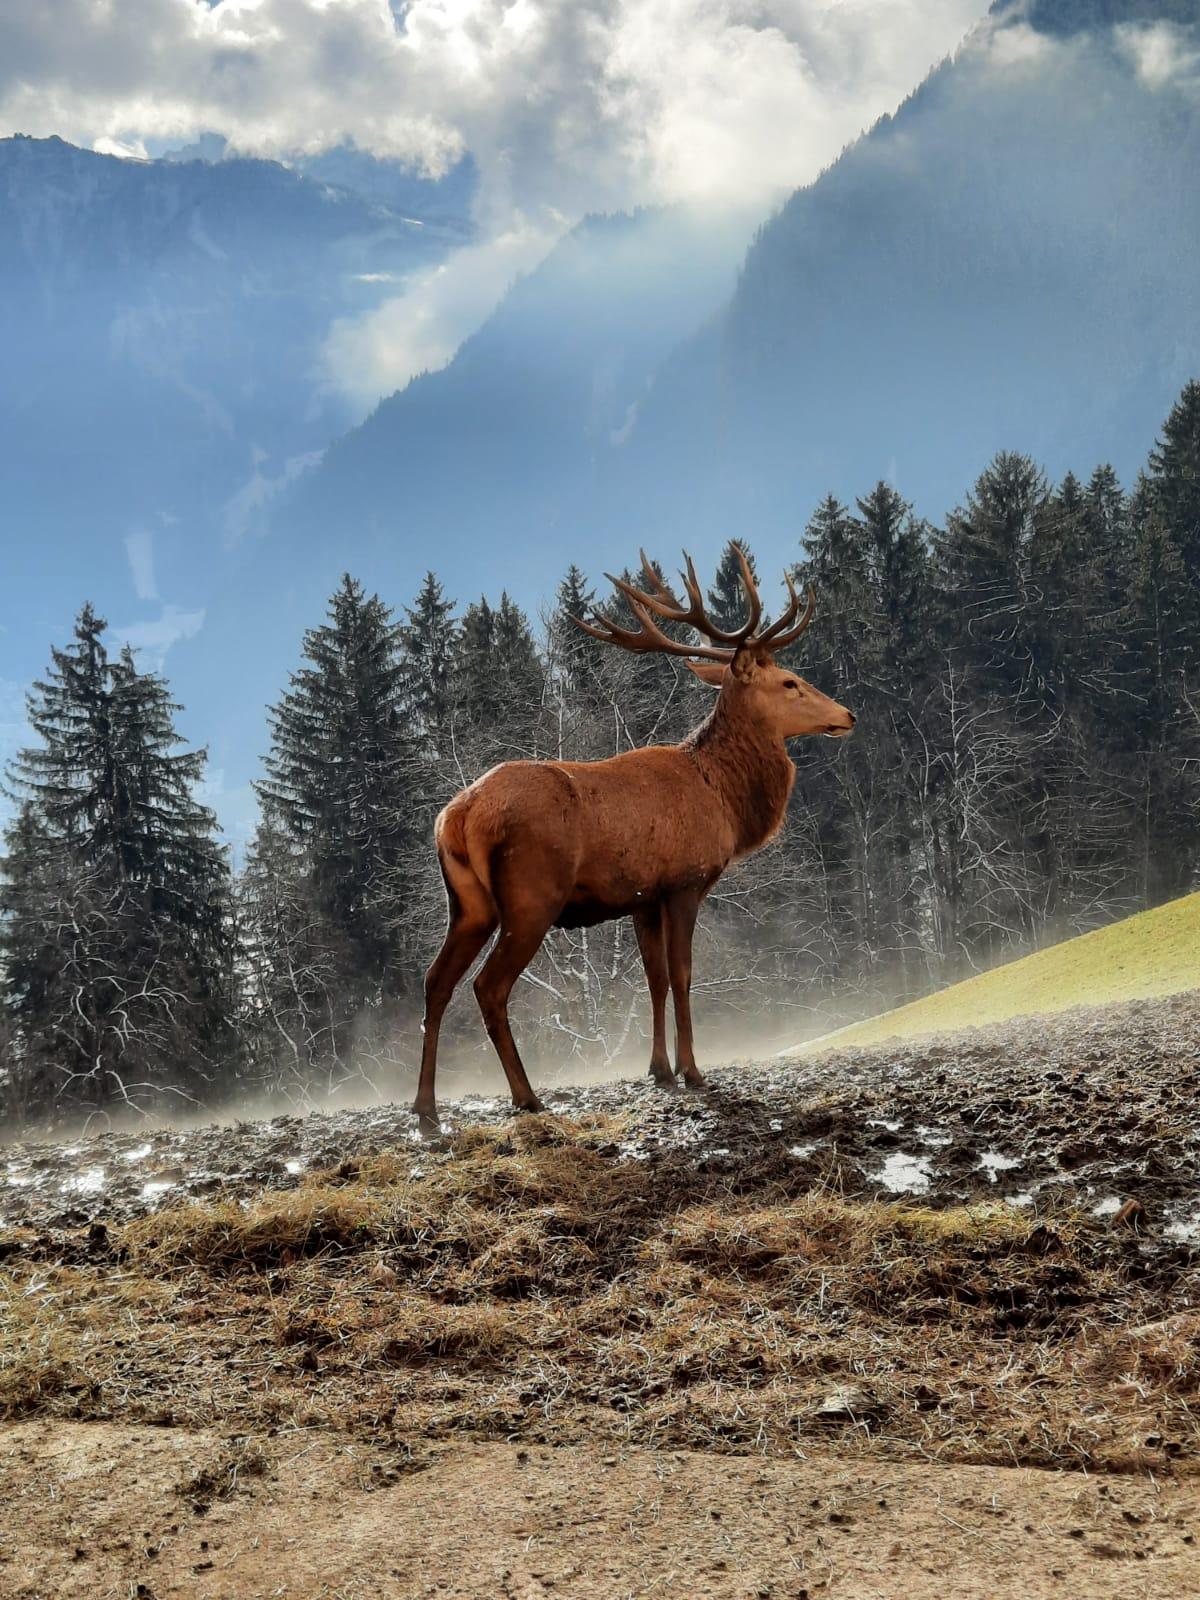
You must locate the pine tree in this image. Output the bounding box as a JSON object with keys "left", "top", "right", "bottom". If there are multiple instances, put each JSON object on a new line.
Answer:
{"left": 1142, "top": 379, "right": 1200, "bottom": 672}
{"left": 399, "top": 571, "right": 456, "bottom": 754}
{"left": 935, "top": 452, "right": 1051, "bottom": 701}
{"left": 450, "top": 597, "right": 498, "bottom": 727}
{"left": 1, "top": 608, "right": 237, "bottom": 1124}
{"left": 1123, "top": 473, "right": 1200, "bottom": 902}
{"left": 546, "top": 565, "right": 598, "bottom": 700}
{"left": 255, "top": 576, "right": 416, "bottom": 1079}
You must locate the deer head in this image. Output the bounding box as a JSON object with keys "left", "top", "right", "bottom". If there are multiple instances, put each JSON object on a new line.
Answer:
{"left": 572, "top": 545, "right": 856, "bottom": 742}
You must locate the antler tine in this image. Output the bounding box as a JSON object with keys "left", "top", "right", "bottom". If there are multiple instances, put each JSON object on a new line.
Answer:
{"left": 639, "top": 549, "right": 677, "bottom": 606}
{"left": 757, "top": 569, "right": 802, "bottom": 646}
{"left": 570, "top": 544, "right": 791, "bottom": 662}
{"left": 569, "top": 586, "right": 732, "bottom": 662}
{"left": 729, "top": 543, "right": 763, "bottom": 642}
{"left": 667, "top": 545, "right": 761, "bottom": 646}
{"left": 760, "top": 574, "right": 816, "bottom": 650}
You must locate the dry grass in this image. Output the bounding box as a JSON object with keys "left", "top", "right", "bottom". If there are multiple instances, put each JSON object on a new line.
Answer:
{"left": 2, "top": 1114, "right": 1196, "bottom": 1473}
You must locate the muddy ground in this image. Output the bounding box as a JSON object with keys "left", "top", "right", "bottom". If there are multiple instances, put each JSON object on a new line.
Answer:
{"left": 6, "top": 1421, "right": 1200, "bottom": 1600}
{"left": 5, "top": 991, "right": 1200, "bottom": 1241}
{"left": 3, "top": 993, "right": 1200, "bottom": 1598}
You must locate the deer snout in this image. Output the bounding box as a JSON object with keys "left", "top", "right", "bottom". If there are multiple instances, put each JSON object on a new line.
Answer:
{"left": 824, "top": 708, "right": 856, "bottom": 737}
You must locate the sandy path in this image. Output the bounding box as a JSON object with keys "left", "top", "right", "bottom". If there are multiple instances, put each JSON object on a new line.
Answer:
{"left": 3, "top": 1422, "right": 1199, "bottom": 1599}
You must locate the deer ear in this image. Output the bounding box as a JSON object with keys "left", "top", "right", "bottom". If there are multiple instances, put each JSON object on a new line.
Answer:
{"left": 684, "top": 660, "right": 727, "bottom": 689}
{"left": 730, "top": 644, "right": 763, "bottom": 684}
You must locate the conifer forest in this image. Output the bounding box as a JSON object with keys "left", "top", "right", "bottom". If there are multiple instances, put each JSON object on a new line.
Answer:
{"left": 4, "top": 382, "right": 1199, "bottom": 1129}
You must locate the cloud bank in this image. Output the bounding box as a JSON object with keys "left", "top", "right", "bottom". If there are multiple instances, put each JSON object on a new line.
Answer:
{"left": 2, "top": 1, "right": 991, "bottom": 397}
{"left": 3, "top": 2, "right": 988, "bottom": 215}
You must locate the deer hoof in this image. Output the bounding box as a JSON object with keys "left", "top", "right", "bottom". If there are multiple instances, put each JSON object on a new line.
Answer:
{"left": 514, "top": 1098, "right": 547, "bottom": 1116}
{"left": 413, "top": 1103, "right": 441, "bottom": 1136}
{"left": 678, "top": 1069, "right": 706, "bottom": 1090}
{"left": 649, "top": 1067, "right": 679, "bottom": 1091}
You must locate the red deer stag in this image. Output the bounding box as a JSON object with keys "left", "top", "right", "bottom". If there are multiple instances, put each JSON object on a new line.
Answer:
{"left": 413, "top": 546, "right": 855, "bottom": 1128}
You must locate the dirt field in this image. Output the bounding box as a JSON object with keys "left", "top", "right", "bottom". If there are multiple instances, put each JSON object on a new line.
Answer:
{"left": 5, "top": 1421, "right": 1200, "bottom": 1600}
{"left": 3, "top": 993, "right": 1200, "bottom": 1597}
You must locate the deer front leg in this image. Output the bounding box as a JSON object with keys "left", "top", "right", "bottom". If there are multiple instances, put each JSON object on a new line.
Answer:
{"left": 665, "top": 889, "right": 704, "bottom": 1088}
{"left": 633, "top": 903, "right": 674, "bottom": 1087}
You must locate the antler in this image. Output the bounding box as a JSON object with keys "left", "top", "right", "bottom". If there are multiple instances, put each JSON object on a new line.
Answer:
{"left": 757, "top": 569, "right": 816, "bottom": 650}
{"left": 571, "top": 544, "right": 814, "bottom": 662}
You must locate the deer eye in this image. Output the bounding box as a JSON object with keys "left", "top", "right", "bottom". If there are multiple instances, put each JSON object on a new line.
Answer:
{"left": 783, "top": 679, "right": 800, "bottom": 691}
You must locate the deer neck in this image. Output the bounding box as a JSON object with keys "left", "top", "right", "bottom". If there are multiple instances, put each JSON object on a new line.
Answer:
{"left": 684, "top": 696, "right": 795, "bottom": 857}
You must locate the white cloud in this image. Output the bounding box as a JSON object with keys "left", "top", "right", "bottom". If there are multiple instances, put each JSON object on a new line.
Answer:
{"left": 1115, "top": 21, "right": 1200, "bottom": 91}
{"left": 1, "top": 2, "right": 991, "bottom": 214}
{"left": 123, "top": 528, "right": 159, "bottom": 602}
{"left": 323, "top": 215, "right": 557, "bottom": 404}
{"left": 2, "top": 0, "right": 991, "bottom": 403}
{"left": 93, "top": 134, "right": 149, "bottom": 159}
{"left": 113, "top": 604, "right": 207, "bottom": 671}
{"left": 221, "top": 448, "right": 325, "bottom": 546}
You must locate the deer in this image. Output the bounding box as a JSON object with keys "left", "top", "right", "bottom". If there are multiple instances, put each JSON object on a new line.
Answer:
{"left": 413, "top": 545, "right": 855, "bottom": 1130}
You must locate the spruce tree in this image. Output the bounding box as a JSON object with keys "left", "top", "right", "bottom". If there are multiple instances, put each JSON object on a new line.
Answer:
{"left": 547, "top": 565, "right": 598, "bottom": 698}
{"left": 1, "top": 608, "right": 237, "bottom": 1124}
{"left": 935, "top": 452, "right": 1050, "bottom": 701}
{"left": 450, "top": 597, "right": 498, "bottom": 727}
{"left": 399, "top": 570, "right": 456, "bottom": 754}
{"left": 255, "top": 575, "right": 416, "bottom": 1078}
{"left": 1124, "top": 474, "right": 1199, "bottom": 902}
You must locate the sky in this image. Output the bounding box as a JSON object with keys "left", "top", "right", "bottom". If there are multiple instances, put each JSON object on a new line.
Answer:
{"left": 2, "top": 0, "right": 992, "bottom": 399}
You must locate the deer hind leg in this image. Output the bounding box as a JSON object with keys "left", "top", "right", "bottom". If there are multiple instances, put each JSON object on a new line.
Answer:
{"left": 633, "top": 903, "right": 674, "bottom": 1086}
{"left": 665, "top": 888, "right": 704, "bottom": 1088}
{"left": 413, "top": 856, "right": 497, "bottom": 1129}
{"left": 472, "top": 907, "right": 558, "bottom": 1113}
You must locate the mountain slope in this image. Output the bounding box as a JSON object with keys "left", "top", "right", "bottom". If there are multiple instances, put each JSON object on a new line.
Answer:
{"left": 794, "top": 890, "right": 1200, "bottom": 1052}
{"left": 0, "top": 134, "right": 472, "bottom": 692}
{"left": 285, "top": 204, "right": 756, "bottom": 587}
{"left": 297, "top": 0, "right": 1200, "bottom": 577}
{"left": 614, "top": 0, "right": 1200, "bottom": 541}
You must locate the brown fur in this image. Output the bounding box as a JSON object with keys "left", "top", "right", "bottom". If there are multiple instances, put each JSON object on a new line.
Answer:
{"left": 413, "top": 622, "right": 854, "bottom": 1127}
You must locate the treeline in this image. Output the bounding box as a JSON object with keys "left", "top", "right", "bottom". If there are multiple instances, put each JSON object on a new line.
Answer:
{"left": 2, "top": 382, "right": 1199, "bottom": 1128}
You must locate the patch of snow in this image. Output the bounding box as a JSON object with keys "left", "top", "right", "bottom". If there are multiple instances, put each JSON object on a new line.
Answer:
{"left": 788, "top": 1143, "right": 817, "bottom": 1160}
{"left": 872, "top": 1151, "right": 933, "bottom": 1195}
{"left": 916, "top": 1125, "right": 954, "bottom": 1148}
{"left": 122, "top": 1144, "right": 153, "bottom": 1163}
{"left": 61, "top": 1166, "right": 106, "bottom": 1196}
{"left": 979, "top": 1151, "right": 1022, "bottom": 1183}
{"left": 1165, "top": 1203, "right": 1200, "bottom": 1242}
{"left": 141, "top": 1180, "right": 175, "bottom": 1200}
{"left": 1091, "top": 1195, "right": 1124, "bottom": 1219}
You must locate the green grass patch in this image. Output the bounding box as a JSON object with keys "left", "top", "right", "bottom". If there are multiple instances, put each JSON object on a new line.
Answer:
{"left": 797, "top": 889, "right": 1200, "bottom": 1053}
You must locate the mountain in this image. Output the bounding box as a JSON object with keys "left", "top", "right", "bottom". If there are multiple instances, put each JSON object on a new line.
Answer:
{"left": 287, "top": 203, "right": 757, "bottom": 582}
{"left": 290, "top": 0, "right": 1200, "bottom": 573}
{"left": 611, "top": 0, "right": 1200, "bottom": 543}
{"left": 0, "top": 133, "right": 473, "bottom": 690}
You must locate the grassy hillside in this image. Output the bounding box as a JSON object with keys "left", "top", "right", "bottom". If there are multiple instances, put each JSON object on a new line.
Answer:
{"left": 797, "top": 890, "right": 1200, "bottom": 1053}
